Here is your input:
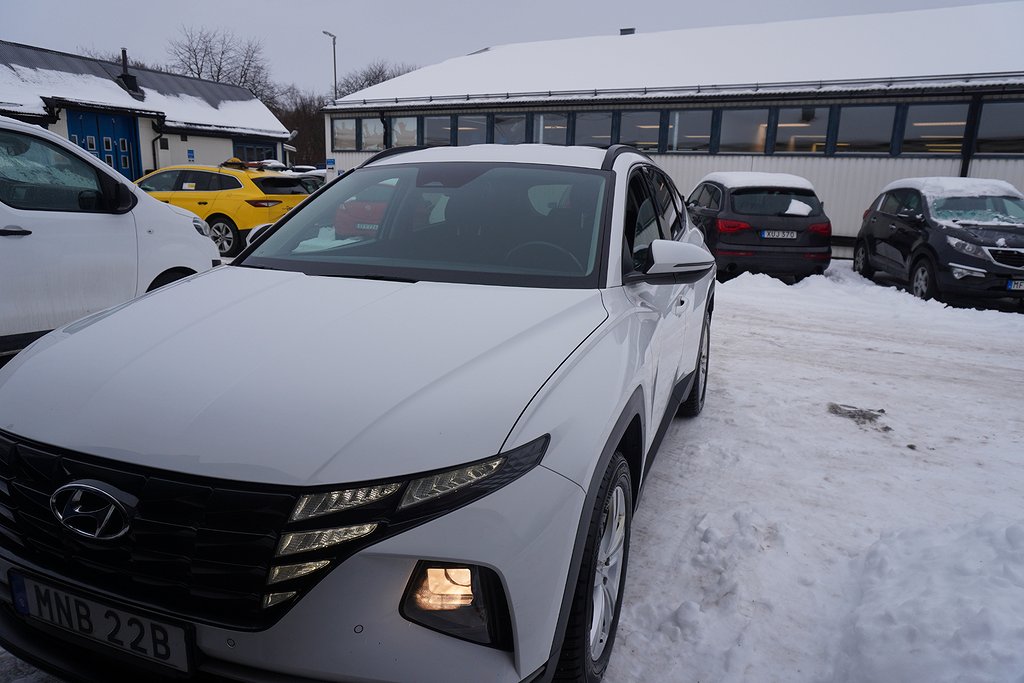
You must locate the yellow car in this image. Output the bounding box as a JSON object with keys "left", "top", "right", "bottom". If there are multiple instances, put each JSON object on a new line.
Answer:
{"left": 137, "top": 160, "right": 309, "bottom": 256}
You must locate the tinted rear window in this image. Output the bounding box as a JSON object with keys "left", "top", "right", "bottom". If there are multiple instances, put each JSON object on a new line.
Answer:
{"left": 252, "top": 177, "right": 309, "bottom": 195}
{"left": 731, "top": 188, "right": 822, "bottom": 217}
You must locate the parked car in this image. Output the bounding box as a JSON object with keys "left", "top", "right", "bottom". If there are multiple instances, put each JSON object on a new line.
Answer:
{"left": 0, "top": 144, "right": 715, "bottom": 683}
{"left": 686, "top": 171, "right": 831, "bottom": 281}
{"left": 136, "top": 160, "right": 310, "bottom": 257}
{"left": 0, "top": 115, "right": 218, "bottom": 362}
{"left": 854, "top": 177, "right": 1024, "bottom": 302}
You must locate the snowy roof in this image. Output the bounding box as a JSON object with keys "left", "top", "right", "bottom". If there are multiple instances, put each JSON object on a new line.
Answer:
{"left": 701, "top": 172, "right": 815, "bottom": 191}
{"left": 882, "top": 177, "right": 1024, "bottom": 199}
{"left": 0, "top": 41, "right": 288, "bottom": 139}
{"left": 329, "top": 2, "right": 1024, "bottom": 111}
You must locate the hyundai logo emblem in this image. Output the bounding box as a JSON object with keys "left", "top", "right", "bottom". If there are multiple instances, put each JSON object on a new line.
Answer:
{"left": 50, "top": 480, "right": 135, "bottom": 541}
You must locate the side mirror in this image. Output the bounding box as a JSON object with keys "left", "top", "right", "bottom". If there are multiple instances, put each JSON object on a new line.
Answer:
{"left": 112, "top": 183, "right": 136, "bottom": 213}
{"left": 626, "top": 240, "right": 716, "bottom": 285}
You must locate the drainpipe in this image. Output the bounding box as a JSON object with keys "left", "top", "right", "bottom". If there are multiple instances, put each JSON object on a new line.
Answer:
{"left": 151, "top": 119, "right": 166, "bottom": 172}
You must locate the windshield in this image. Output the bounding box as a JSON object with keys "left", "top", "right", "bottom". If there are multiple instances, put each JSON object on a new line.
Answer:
{"left": 929, "top": 195, "right": 1024, "bottom": 225}
{"left": 241, "top": 162, "right": 609, "bottom": 288}
{"left": 731, "top": 188, "right": 823, "bottom": 217}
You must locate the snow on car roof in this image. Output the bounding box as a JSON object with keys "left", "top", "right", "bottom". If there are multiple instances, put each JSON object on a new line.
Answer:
{"left": 701, "top": 171, "right": 815, "bottom": 192}
{"left": 882, "top": 177, "right": 1024, "bottom": 199}
{"left": 367, "top": 144, "right": 612, "bottom": 169}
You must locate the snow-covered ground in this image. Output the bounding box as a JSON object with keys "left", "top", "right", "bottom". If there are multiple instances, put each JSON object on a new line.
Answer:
{"left": 1, "top": 263, "right": 1021, "bottom": 682}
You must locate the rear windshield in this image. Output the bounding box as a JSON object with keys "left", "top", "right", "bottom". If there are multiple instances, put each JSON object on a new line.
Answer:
{"left": 252, "top": 177, "right": 309, "bottom": 195}
{"left": 731, "top": 188, "right": 823, "bottom": 217}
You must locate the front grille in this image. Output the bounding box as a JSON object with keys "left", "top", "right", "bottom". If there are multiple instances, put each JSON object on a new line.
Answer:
{"left": 0, "top": 431, "right": 298, "bottom": 630}
{"left": 988, "top": 248, "right": 1024, "bottom": 269}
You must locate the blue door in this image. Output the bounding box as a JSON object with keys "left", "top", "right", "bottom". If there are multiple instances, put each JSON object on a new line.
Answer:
{"left": 66, "top": 110, "right": 142, "bottom": 180}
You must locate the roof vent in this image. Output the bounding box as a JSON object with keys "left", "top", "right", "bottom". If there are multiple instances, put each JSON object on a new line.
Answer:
{"left": 620, "top": 28, "right": 636, "bottom": 35}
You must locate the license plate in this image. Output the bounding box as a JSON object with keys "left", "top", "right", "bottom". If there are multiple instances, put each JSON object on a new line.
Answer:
{"left": 761, "top": 230, "right": 797, "bottom": 239}
{"left": 10, "top": 572, "right": 190, "bottom": 672}
{"left": 1008, "top": 280, "right": 1024, "bottom": 291}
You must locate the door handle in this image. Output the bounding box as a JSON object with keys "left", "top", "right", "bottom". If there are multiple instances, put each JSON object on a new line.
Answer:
{"left": 869, "top": 216, "right": 877, "bottom": 223}
{"left": 0, "top": 226, "right": 32, "bottom": 237}
{"left": 197, "top": 201, "right": 208, "bottom": 206}
{"left": 888, "top": 223, "right": 897, "bottom": 231}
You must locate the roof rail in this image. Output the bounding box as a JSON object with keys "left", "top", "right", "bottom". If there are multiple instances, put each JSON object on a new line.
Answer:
{"left": 601, "top": 144, "right": 651, "bottom": 170}
{"left": 359, "top": 146, "right": 428, "bottom": 167}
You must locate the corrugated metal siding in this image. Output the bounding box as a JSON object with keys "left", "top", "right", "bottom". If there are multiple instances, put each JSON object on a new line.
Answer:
{"left": 651, "top": 154, "right": 963, "bottom": 238}
{"left": 969, "top": 159, "right": 1024, "bottom": 190}
{"left": 330, "top": 152, "right": 373, "bottom": 171}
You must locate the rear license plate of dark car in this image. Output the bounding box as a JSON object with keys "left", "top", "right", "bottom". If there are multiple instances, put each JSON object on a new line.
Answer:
{"left": 1008, "top": 280, "right": 1024, "bottom": 291}
{"left": 761, "top": 230, "right": 797, "bottom": 239}
{"left": 10, "top": 572, "right": 191, "bottom": 672}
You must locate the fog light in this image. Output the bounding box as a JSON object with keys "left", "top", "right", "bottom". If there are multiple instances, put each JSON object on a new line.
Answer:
{"left": 401, "top": 562, "right": 512, "bottom": 648}
{"left": 276, "top": 524, "right": 377, "bottom": 556}
{"left": 263, "top": 591, "right": 297, "bottom": 608}
{"left": 268, "top": 560, "right": 331, "bottom": 584}
{"left": 951, "top": 265, "right": 986, "bottom": 279}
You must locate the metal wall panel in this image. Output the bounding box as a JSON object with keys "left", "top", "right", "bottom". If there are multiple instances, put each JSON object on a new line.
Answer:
{"left": 969, "top": 159, "right": 1024, "bottom": 190}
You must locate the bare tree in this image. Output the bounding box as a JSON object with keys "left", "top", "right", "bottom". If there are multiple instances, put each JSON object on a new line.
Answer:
{"left": 271, "top": 87, "right": 333, "bottom": 165}
{"left": 166, "top": 26, "right": 278, "bottom": 104}
{"left": 335, "top": 60, "right": 417, "bottom": 99}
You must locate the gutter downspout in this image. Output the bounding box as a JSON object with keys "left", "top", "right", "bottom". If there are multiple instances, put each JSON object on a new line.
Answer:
{"left": 151, "top": 118, "right": 166, "bottom": 171}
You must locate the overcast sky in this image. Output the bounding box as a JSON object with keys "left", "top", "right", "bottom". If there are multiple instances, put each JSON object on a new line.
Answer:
{"left": 2, "top": 0, "right": 1011, "bottom": 95}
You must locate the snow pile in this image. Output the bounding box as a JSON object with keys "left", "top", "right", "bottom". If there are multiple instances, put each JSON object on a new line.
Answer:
{"left": 835, "top": 518, "right": 1024, "bottom": 683}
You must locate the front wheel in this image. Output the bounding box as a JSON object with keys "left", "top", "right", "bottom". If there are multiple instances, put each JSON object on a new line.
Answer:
{"left": 910, "top": 257, "right": 939, "bottom": 301}
{"left": 555, "top": 453, "right": 632, "bottom": 682}
{"left": 678, "top": 312, "right": 710, "bottom": 417}
{"left": 208, "top": 216, "right": 241, "bottom": 257}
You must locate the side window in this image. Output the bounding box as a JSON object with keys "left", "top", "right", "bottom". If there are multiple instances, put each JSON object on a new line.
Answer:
{"left": 214, "top": 173, "right": 243, "bottom": 191}
{"left": 139, "top": 170, "right": 179, "bottom": 192}
{"left": 646, "top": 168, "right": 682, "bottom": 238}
{"left": 0, "top": 128, "right": 105, "bottom": 212}
{"left": 902, "top": 190, "right": 922, "bottom": 215}
{"left": 706, "top": 186, "right": 722, "bottom": 211}
{"left": 879, "top": 192, "right": 902, "bottom": 215}
{"left": 623, "top": 172, "right": 663, "bottom": 274}
{"left": 179, "top": 171, "right": 215, "bottom": 192}
{"left": 686, "top": 184, "right": 705, "bottom": 207}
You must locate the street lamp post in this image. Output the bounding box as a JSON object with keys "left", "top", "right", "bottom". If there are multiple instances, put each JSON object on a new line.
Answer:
{"left": 322, "top": 30, "right": 337, "bottom": 100}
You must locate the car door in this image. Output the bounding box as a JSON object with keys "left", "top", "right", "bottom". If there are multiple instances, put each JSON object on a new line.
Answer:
{"left": 887, "top": 189, "right": 926, "bottom": 274}
{"left": 622, "top": 167, "right": 688, "bottom": 423}
{"left": 173, "top": 170, "right": 221, "bottom": 220}
{"left": 0, "top": 125, "right": 137, "bottom": 341}
{"left": 869, "top": 190, "right": 909, "bottom": 273}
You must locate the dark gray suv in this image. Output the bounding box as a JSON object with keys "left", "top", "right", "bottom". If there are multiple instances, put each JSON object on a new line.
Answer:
{"left": 854, "top": 177, "right": 1024, "bottom": 301}
{"left": 686, "top": 172, "right": 831, "bottom": 281}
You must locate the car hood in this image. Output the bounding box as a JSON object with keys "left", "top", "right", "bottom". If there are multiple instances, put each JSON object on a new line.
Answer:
{"left": 943, "top": 222, "right": 1024, "bottom": 248}
{"left": 0, "top": 267, "right": 607, "bottom": 486}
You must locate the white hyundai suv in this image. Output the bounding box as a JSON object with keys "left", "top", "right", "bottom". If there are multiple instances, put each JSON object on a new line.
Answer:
{"left": 0, "top": 115, "right": 219, "bottom": 361}
{"left": 0, "top": 144, "right": 714, "bottom": 683}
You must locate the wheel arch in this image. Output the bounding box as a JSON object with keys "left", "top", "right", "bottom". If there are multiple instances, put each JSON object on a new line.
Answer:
{"left": 146, "top": 267, "right": 196, "bottom": 292}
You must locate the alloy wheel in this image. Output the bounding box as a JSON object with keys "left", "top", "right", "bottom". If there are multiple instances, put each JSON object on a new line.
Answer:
{"left": 590, "top": 483, "right": 627, "bottom": 661}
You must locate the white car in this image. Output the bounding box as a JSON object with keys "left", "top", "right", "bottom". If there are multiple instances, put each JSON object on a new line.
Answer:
{"left": 0, "top": 115, "right": 219, "bottom": 360}
{"left": 0, "top": 144, "right": 715, "bottom": 682}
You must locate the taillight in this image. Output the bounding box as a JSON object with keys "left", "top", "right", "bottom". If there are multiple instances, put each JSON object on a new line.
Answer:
{"left": 802, "top": 252, "right": 831, "bottom": 260}
{"left": 246, "top": 200, "right": 283, "bottom": 208}
{"left": 716, "top": 219, "right": 752, "bottom": 233}
{"left": 809, "top": 222, "right": 832, "bottom": 236}
{"left": 716, "top": 250, "right": 755, "bottom": 257}
{"left": 862, "top": 210, "right": 871, "bottom": 221}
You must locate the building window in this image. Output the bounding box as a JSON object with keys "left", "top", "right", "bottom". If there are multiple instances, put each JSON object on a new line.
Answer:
{"left": 233, "top": 141, "right": 277, "bottom": 162}
{"left": 533, "top": 113, "right": 568, "bottom": 145}
{"left": 902, "top": 103, "right": 968, "bottom": 154}
{"left": 775, "top": 107, "right": 829, "bottom": 154}
{"left": 719, "top": 109, "right": 769, "bottom": 153}
{"left": 456, "top": 115, "right": 487, "bottom": 145}
{"left": 494, "top": 114, "right": 527, "bottom": 144}
{"left": 423, "top": 116, "right": 452, "bottom": 146}
{"left": 361, "top": 119, "right": 385, "bottom": 151}
{"left": 619, "top": 111, "right": 661, "bottom": 151}
{"left": 666, "top": 110, "right": 712, "bottom": 152}
{"left": 332, "top": 119, "right": 357, "bottom": 150}
{"left": 574, "top": 112, "right": 613, "bottom": 147}
{"left": 835, "top": 106, "right": 896, "bottom": 154}
{"left": 390, "top": 117, "right": 418, "bottom": 147}
{"left": 976, "top": 101, "right": 1024, "bottom": 154}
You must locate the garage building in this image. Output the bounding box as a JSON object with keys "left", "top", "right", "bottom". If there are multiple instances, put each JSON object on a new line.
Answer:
{"left": 0, "top": 40, "right": 291, "bottom": 180}
{"left": 323, "top": 2, "right": 1024, "bottom": 243}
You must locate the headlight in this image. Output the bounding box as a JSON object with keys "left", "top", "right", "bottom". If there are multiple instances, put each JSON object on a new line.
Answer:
{"left": 192, "top": 216, "right": 210, "bottom": 237}
{"left": 946, "top": 235, "right": 984, "bottom": 258}
{"left": 400, "top": 457, "right": 503, "bottom": 509}
{"left": 290, "top": 483, "right": 400, "bottom": 521}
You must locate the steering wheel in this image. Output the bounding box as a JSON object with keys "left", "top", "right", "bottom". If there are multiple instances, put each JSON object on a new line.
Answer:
{"left": 506, "top": 241, "right": 584, "bottom": 273}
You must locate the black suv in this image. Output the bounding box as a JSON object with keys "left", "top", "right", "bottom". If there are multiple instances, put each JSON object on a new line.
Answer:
{"left": 686, "top": 172, "right": 831, "bottom": 281}
{"left": 854, "top": 177, "right": 1024, "bottom": 301}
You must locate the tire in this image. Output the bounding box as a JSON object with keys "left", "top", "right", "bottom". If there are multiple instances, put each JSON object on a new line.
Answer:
{"left": 555, "top": 453, "right": 632, "bottom": 683}
{"left": 853, "top": 241, "right": 875, "bottom": 278}
{"left": 208, "top": 215, "right": 241, "bottom": 257}
{"left": 146, "top": 269, "right": 194, "bottom": 292}
{"left": 910, "top": 257, "right": 939, "bottom": 301}
{"left": 678, "top": 312, "right": 710, "bottom": 417}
